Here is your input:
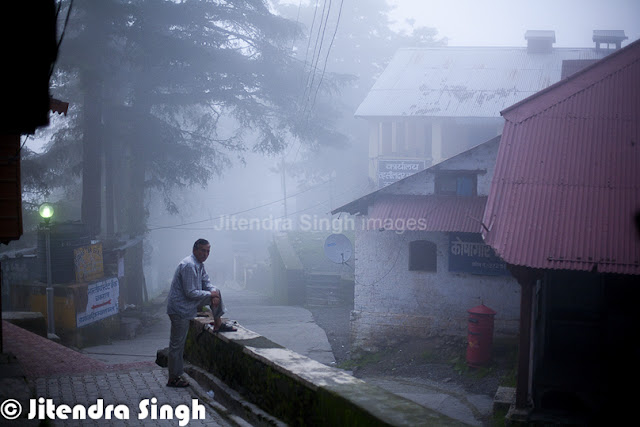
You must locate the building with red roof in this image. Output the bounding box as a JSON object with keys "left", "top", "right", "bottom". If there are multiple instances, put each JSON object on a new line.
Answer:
{"left": 483, "top": 37, "right": 640, "bottom": 423}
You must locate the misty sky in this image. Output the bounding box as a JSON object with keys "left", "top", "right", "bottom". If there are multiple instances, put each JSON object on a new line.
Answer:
{"left": 388, "top": 0, "right": 640, "bottom": 47}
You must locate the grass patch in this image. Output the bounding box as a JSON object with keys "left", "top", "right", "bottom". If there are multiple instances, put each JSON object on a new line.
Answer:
{"left": 337, "top": 352, "right": 382, "bottom": 370}
{"left": 496, "top": 338, "right": 518, "bottom": 387}
{"left": 449, "top": 354, "right": 496, "bottom": 379}
{"left": 500, "top": 362, "right": 517, "bottom": 387}
{"left": 492, "top": 408, "right": 508, "bottom": 427}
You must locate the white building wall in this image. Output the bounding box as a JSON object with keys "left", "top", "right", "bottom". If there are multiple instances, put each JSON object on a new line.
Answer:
{"left": 377, "top": 136, "right": 500, "bottom": 198}
{"left": 378, "top": 169, "right": 431, "bottom": 195}
{"left": 453, "top": 139, "right": 497, "bottom": 196}
{"left": 352, "top": 225, "right": 520, "bottom": 352}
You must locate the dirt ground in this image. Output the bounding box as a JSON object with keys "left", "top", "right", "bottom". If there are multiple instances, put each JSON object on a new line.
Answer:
{"left": 308, "top": 304, "right": 518, "bottom": 398}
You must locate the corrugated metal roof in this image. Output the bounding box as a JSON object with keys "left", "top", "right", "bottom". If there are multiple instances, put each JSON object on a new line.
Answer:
{"left": 367, "top": 195, "right": 486, "bottom": 233}
{"left": 561, "top": 59, "right": 599, "bottom": 79}
{"left": 355, "top": 47, "right": 611, "bottom": 118}
{"left": 483, "top": 39, "right": 640, "bottom": 275}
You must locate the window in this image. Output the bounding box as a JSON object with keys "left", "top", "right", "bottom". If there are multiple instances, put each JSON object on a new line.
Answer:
{"left": 409, "top": 240, "right": 437, "bottom": 272}
{"left": 435, "top": 173, "right": 477, "bottom": 196}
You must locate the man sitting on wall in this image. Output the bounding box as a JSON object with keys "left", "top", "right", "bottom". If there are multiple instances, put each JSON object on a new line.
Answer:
{"left": 166, "top": 238, "right": 236, "bottom": 388}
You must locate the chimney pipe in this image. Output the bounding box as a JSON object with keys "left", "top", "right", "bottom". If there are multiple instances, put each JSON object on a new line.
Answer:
{"left": 593, "top": 30, "right": 628, "bottom": 50}
{"left": 525, "top": 30, "right": 556, "bottom": 53}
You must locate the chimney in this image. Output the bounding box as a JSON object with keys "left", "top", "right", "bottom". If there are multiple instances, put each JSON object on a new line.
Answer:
{"left": 525, "top": 30, "right": 556, "bottom": 53}
{"left": 593, "top": 30, "right": 628, "bottom": 50}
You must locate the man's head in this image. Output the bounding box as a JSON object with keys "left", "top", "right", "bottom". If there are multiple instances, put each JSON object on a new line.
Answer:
{"left": 192, "top": 238, "right": 210, "bottom": 263}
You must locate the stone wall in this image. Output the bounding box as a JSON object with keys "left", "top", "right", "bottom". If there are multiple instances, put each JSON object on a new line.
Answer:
{"left": 183, "top": 318, "right": 461, "bottom": 426}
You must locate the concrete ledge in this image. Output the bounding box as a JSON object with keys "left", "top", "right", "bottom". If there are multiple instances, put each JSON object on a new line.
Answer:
{"left": 2, "top": 311, "right": 47, "bottom": 337}
{"left": 186, "top": 364, "right": 286, "bottom": 427}
{"left": 493, "top": 386, "right": 516, "bottom": 414}
{"left": 183, "top": 317, "right": 463, "bottom": 426}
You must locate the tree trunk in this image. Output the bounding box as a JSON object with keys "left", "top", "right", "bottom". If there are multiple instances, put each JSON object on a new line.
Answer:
{"left": 125, "top": 143, "right": 146, "bottom": 306}
{"left": 81, "top": 81, "right": 103, "bottom": 238}
{"left": 104, "top": 129, "right": 115, "bottom": 237}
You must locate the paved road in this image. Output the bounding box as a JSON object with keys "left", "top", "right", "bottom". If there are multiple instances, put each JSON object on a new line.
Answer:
{"left": 2, "top": 285, "right": 331, "bottom": 427}
{"left": 1, "top": 321, "right": 232, "bottom": 426}
{"left": 363, "top": 376, "right": 493, "bottom": 426}
{"left": 80, "top": 285, "right": 497, "bottom": 426}
{"left": 81, "top": 286, "right": 334, "bottom": 366}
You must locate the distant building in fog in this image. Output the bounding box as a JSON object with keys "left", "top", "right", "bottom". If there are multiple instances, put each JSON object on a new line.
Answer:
{"left": 356, "top": 30, "right": 627, "bottom": 189}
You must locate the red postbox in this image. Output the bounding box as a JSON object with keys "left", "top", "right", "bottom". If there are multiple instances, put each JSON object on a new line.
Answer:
{"left": 466, "top": 304, "right": 496, "bottom": 368}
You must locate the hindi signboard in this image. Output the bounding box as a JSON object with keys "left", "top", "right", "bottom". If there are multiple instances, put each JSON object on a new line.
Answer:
{"left": 377, "top": 159, "right": 425, "bottom": 188}
{"left": 448, "top": 232, "right": 509, "bottom": 276}
{"left": 76, "top": 277, "right": 119, "bottom": 327}
{"left": 74, "top": 243, "right": 104, "bottom": 283}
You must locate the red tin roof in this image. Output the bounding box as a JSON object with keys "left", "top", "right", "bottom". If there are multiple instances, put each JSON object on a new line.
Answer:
{"left": 366, "top": 195, "right": 487, "bottom": 233}
{"left": 483, "top": 39, "right": 640, "bottom": 275}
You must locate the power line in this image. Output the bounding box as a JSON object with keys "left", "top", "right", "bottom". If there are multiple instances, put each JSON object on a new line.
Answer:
{"left": 354, "top": 234, "right": 409, "bottom": 287}
{"left": 3, "top": 135, "right": 30, "bottom": 166}
{"left": 147, "top": 177, "right": 333, "bottom": 231}
{"left": 301, "top": 0, "right": 331, "bottom": 114}
{"left": 150, "top": 178, "right": 370, "bottom": 232}
{"left": 290, "top": 0, "right": 304, "bottom": 52}
{"left": 309, "top": 0, "right": 344, "bottom": 114}
{"left": 301, "top": 0, "right": 320, "bottom": 70}
{"left": 298, "top": 0, "right": 321, "bottom": 111}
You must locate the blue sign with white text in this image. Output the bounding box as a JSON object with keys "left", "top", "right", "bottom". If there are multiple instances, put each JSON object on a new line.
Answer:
{"left": 448, "top": 233, "right": 509, "bottom": 276}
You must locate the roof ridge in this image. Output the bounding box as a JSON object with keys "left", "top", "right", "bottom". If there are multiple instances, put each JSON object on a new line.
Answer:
{"left": 506, "top": 54, "right": 640, "bottom": 125}
{"left": 397, "top": 46, "right": 599, "bottom": 50}
{"left": 502, "top": 38, "right": 640, "bottom": 123}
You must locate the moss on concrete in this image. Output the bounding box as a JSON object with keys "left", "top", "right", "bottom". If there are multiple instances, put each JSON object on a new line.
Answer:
{"left": 184, "top": 318, "right": 463, "bottom": 426}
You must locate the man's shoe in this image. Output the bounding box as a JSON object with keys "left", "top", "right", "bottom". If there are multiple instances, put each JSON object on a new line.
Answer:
{"left": 167, "top": 377, "right": 189, "bottom": 387}
{"left": 215, "top": 323, "right": 237, "bottom": 332}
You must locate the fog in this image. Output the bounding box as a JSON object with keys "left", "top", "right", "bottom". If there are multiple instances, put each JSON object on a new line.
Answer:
{"left": 142, "top": 135, "right": 368, "bottom": 298}
{"left": 141, "top": 0, "right": 640, "bottom": 299}
{"left": 3, "top": 3, "right": 638, "bottom": 423}
{"left": 389, "top": 0, "right": 640, "bottom": 47}
{"left": 12, "top": 0, "right": 640, "bottom": 302}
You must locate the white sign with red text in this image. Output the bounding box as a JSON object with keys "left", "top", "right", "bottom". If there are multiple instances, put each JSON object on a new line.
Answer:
{"left": 76, "top": 277, "right": 120, "bottom": 328}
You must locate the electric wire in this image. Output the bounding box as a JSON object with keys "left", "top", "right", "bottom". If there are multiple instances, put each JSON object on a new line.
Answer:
{"left": 298, "top": 0, "right": 321, "bottom": 110}
{"left": 153, "top": 178, "right": 370, "bottom": 232}
{"left": 353, "top": 233, "right": 409, "bottom": 288}
{"left": 301, "top": 0, "right": 330, "bottom": 115}
{"left": 301, "top": 0, "right": 320, "bottom": 70}
{"left": 308, "top": 0, "right": 344, "bottom": 114}
{"left": 3, "top": 135, "right": 30, "bottom": 166}
{"left": 146, "top": 176, "right": 335, "bottom": 231}
{"left": 290, "top": 0, "right": 304, "bottom": 51}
